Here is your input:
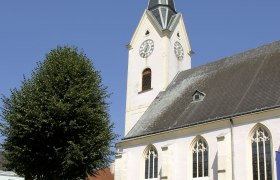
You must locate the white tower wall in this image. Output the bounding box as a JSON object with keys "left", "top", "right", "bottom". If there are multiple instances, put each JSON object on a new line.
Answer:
{"left": 124, "top": 11, "right": 192, "bottom": 135}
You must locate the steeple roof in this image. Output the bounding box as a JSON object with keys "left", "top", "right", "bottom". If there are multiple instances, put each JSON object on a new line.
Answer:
{"left": 147, "top": 0, "right": 178, "bottom": 30}
{"left": 148, "top": 0, "right": 176, "bottom": 12}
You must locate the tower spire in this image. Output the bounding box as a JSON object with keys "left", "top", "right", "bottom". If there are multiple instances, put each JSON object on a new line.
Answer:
{"left": 148, "top": 0, "right": 176, "bottom": 12}
{"left": 147, "top": 0, "right": 178, "bottom": 30}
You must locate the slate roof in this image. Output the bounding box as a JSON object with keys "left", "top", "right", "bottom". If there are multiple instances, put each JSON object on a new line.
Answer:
{"left": 148, "top": 0, "right": 179, "bottom": 30}
{"left": 125, "top": 40, "right": 280, "bottom": 139}
{"left": 148, "top": 0, "right": 176, "bottom": 12}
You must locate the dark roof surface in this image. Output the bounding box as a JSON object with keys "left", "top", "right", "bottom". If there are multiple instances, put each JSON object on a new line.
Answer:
{"left": 148, "top": 0, "right": 178, "bottom": 30}
{"left": 125, "top": 40, "right": 280, "bottom": 139}
{"left": 148, "top": 0, "right": 176, "bottom": 12}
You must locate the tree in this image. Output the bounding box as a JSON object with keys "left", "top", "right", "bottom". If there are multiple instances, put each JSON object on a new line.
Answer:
{"left": 0, "top": 46, "right": 117, "bottom": 179}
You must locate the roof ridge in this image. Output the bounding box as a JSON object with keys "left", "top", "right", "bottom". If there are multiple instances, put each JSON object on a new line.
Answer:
{"left": 182, "top": 40, "right": 280, "bottom": 75}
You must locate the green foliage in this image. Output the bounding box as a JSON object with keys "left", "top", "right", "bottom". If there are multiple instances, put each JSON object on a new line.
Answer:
{"left": 0, "top": 46, "right": 117, "bottom": 179}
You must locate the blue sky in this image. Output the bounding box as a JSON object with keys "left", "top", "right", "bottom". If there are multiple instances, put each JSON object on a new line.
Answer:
{"left": 0, "top": 1, "right": 280, "bottom": 141}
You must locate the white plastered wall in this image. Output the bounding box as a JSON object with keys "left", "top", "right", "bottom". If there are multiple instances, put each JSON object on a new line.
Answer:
{"left": 232, "top": 114, "right": 280, "bottom": 180}
{"left": 117, "top": 124, "right": 232, "bottom": 180}
{"left": 116, "top": 111, "right": 280, "bottom": 180}
{"left": 125, "top": 12, "right": 192, "bottom": 135}
{"left": 168, "top": 15, "right": 192, "bottom": 79}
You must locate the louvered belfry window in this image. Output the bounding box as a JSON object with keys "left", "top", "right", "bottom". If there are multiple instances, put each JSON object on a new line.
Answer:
{"left": 142, "top": 68, "right": 152, "bottom": 91}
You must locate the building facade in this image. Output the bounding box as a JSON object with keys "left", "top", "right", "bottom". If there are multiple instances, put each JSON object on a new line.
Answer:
{"left": 0, "top": 171, "right": 24, "bottom": 180}
{"left": 115, "top": 0, "right": 280, "bottom": 180}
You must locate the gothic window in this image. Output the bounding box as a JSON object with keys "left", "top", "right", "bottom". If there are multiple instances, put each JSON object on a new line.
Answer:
{"left": 142, "top": 68, "right": 152, "bottom": 91}
{"left": 192, "top": 137, "right": 208, "bottom": 178}
{"left": 251, "top": 126, "right": 272, "bottom": 180}
{"left": 144, "top": 146, "right": 158, "bottom": 179}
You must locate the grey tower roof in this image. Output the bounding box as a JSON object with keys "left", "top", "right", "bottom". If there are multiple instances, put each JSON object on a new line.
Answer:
{"left": 125, "top": 40, "right": 280, "bottom": 139}
{"left": 147, "top": 0, "right": 178, "bottom": 30}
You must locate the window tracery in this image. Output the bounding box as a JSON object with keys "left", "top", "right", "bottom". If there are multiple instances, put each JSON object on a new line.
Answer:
{"left": 144, "top": 146, "right": 158, "bottom": 179}
{"left": 192, "top": 137, "right": 208, "bottom": 178}
{"left": 251, "top": 126, "right": 272, "bottom": 180}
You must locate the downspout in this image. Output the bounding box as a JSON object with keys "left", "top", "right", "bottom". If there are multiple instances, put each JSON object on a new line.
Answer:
{"left": 230, "top": 118, "right": 235, "bottom": 180}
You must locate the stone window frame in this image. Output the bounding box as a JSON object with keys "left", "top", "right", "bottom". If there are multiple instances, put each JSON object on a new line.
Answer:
{"left": 191, "top": 136, "right": 209, "bottom": 179}
{"left": 249, "top": 124, "right": 274, "bottom": 180}
{"left": 143, "top": 145, "right": 159, "bottom": 179}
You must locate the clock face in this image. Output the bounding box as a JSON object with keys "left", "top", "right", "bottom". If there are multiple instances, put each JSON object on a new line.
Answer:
{"left": 139, "top": 39, "right": 154, "bottom": 58}
{"left": 174, "top": 41, "right": 184, "bottom": 60}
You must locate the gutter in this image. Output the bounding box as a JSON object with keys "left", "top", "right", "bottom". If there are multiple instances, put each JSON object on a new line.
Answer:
{"left": 122, "top": 105, "right": 280, "bottom": 141}
{"left": 230, "top": 118, "right": 235, "bottom": 180}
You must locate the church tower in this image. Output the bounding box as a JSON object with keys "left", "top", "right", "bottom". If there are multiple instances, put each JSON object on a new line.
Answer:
{"left": 125, "top": 0, "right": 192, "bottom": 135}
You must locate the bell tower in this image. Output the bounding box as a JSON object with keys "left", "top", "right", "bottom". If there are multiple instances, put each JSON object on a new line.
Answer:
{"left": 124, "top": 0, "right": 192, "bottom": 135}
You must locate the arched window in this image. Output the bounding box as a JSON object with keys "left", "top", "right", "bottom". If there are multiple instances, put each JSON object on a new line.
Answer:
{"left": 192, "top": 137, "right": 208, "bottom": 178}
{"left": 144, "top": 146, "right": 158, "bottom": 179}
{"left": 142, "top": 68, "right": 152, "bottom": 91}
{"left": 251, "top": 126, "right": 272, "bottom": 180}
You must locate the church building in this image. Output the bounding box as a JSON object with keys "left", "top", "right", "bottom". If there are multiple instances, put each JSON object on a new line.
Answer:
{"left": 115, "top": 0, "right": 280, "bottom": 179}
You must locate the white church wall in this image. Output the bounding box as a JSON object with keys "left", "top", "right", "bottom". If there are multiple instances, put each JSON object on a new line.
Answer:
{"left": 119, "top": 124, "right": 232, "bottom": 180}
{"left": 217, "top": 132, "right": 232, "bottom": 180}
{"left": 232, "top": 113, "right": 280, "bottom": 180}
{"left": 117, "top": 109, "right": 280, "bottom": 180}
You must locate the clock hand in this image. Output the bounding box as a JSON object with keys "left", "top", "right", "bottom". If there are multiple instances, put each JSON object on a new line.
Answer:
{"left": 144, "top": 45, "right": 149, "bottom": 53}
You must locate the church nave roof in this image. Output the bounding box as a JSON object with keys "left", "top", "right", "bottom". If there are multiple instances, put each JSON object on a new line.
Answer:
{"left": 125, "top": 40, "right": 280, "bottom": 139}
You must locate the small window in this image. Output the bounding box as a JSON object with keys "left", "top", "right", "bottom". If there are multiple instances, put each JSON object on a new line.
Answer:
{"left": 194, "top": 94, "right": 200, "bottom": 101}
{"left": 193, "top": 90, "right": 205, "bottom": 102}
{"left": 142, "top": 68, "right": 152, "bottom": 91}
{"left": 145, "top": 30, "right": 150, "bottom": 36}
